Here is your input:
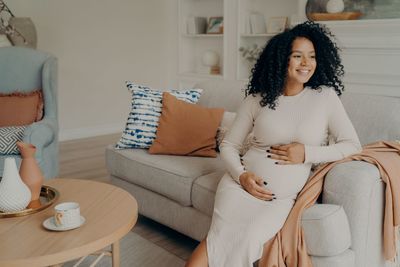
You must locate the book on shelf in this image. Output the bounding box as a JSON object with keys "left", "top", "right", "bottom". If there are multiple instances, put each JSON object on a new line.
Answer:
{"left": 250, "top": 13, "right": 266, "bottom": 34}
{"left": 186, "top": 17, "right": 207, "bottom": 35}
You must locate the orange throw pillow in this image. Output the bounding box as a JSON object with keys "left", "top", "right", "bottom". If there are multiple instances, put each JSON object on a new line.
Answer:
{"left": 149, "top": 92, "right": 224, "bottom": 157}
{"left": 0, "top": 90, "right": 43, "bottom": 127}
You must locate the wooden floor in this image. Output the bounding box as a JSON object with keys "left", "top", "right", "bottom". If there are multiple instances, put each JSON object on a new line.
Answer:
{"left": 59, "top": 133, "right": 198, "bottom": 261}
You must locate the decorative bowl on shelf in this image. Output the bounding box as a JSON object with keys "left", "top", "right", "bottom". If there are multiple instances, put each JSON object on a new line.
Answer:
{"left": 0, "top": 185, "right": 59, "bottom": 218}
{"left": 308, "top": 12, "right": 363, "bottom": 21}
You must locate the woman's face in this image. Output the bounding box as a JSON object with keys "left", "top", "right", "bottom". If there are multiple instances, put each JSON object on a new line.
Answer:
{"left": 286, "top": 37, "right": 316, "bottom": 87}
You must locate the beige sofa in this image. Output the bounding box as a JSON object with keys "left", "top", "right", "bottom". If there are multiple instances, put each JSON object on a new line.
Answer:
{"left": 106, "top": 80, "right": 400, "bottom": 267}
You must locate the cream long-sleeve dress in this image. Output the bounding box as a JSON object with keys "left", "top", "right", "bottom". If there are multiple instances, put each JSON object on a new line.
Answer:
{"left": 206, "top": 87, "right": 362, "bottom": 267}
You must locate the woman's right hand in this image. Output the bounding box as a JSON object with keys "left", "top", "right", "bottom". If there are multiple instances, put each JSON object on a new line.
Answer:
{"left": 239, "top": 172, "right": 275, "bottom": 201}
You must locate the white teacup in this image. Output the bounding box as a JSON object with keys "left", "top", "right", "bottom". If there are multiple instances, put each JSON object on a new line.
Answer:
{"left": 54, "top": 202, "right": 80, "bottom": 228}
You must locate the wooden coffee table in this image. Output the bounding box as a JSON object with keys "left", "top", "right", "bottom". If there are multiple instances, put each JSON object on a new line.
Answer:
{"left": 0, "top": 179, "right": 138, "bottom": 267}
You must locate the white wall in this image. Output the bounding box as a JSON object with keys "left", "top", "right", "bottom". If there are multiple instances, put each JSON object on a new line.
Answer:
{"left": 8, "top": 0, "right": 173, "bottom": 141}
{"left": 164, "top": 0, "right": 179, "bottom": 89}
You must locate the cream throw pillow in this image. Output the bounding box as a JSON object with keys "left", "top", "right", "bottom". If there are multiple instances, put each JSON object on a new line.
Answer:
{"left": 217, "top": 111, "right": 254, "bottom": 155}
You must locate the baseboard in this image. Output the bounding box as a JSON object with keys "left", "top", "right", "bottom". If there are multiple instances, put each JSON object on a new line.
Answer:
{"left": 59, "top": 123, "right": 122, "bottom": 141}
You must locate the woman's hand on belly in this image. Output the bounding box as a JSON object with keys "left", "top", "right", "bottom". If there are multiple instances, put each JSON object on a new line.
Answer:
{"left": 268, "top": 142, "right": 305, "bottom": 165}
{"left": 239, "top": 172, "right": 276, "bottom": 201}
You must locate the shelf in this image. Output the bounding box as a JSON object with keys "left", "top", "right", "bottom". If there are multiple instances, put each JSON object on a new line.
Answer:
{"left": 182, "top": 34, "right": 223, "bottom": 38}
{"left": 179, "top": 72, "right": 224, "bottom": 79}
{"left": 308, "top": 12, "right": 363, "bottom": 21}
{"left": 240, "top": 33, "right": 276, "bottom": 37}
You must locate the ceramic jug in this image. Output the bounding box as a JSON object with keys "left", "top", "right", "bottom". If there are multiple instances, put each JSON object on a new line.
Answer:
{"left": 0, "top": 157, "right": 31, "bottom": 212}
{"left": 326, "top": 0, "right": 345, "bottom": 13}
{"left": 17, "top": 142, "right": 44, "bottom": 209}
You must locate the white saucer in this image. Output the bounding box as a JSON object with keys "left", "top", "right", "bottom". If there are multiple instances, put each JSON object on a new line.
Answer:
{"left": 42, "top": 216, "right": 85, "bottom": 231}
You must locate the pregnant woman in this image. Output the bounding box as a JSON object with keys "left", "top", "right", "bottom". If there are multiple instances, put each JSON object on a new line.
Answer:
{"left": 185, "top": 21, "right": 362, "bottom": 267}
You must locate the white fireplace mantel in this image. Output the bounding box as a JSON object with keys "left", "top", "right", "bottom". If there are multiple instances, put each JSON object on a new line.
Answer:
{"left": 322, "top": 19, "right": 400, "bottom": 50}
{"left": 316, "top": 18, "right": 400, "bottom": 97}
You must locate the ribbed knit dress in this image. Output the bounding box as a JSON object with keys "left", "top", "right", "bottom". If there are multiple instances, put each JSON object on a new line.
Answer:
{"left": 206, "top": 87, "right": 362, "bottom": 267}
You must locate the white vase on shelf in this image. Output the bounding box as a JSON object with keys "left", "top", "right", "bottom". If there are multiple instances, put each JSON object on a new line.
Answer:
{"left": 0, "top": 157, "right": 31, "bottom": 212}
{"left": 202, "top": 50, "right": 220, "bottom": 75}
{"left": 326, "top": 0, "right": 345, "bottom": 13}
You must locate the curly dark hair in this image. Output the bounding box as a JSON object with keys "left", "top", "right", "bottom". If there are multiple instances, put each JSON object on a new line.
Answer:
{"left": 246, "top": 21, "right": 344, "bottom": 109}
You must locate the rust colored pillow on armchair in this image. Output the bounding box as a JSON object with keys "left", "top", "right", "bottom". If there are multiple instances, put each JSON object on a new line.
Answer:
{"left": 149, "top": 92, "right": 224, "bottom": 157}
{"left": 0, "top": 90, "right": 43, "bottom": 127}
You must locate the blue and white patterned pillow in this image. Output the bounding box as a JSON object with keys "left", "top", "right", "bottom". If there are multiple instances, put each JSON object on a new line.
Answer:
{"left": 0, "top": 126, "right": 26, "bottom": 154}
{"left": 115, "top": 82, "right": 203, "bottom": 149}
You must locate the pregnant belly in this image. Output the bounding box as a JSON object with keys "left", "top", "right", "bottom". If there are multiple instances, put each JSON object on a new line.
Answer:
{"left": 242, "top": 147, "right": 312, "bottom": 199}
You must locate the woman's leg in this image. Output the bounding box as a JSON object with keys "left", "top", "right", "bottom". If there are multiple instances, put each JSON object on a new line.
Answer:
{"left": 185, "top": 239, "right": 208, "bottom": 267}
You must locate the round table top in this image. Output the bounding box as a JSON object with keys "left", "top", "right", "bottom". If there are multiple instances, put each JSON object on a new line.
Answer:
{"left": 0, "top": 179, "right": 138, "bottom": 267}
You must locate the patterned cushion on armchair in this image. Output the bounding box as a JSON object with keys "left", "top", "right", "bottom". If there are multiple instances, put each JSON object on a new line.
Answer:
{"left": 0, "top": 126, "right": 26, "bottom": 155}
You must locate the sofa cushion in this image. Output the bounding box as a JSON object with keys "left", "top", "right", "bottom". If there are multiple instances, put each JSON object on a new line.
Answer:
{"left": 111, "top": 175, "right": 212, "bottom": 241}
{"left": 149, "top": 92, "right": 224, "bottom": 157}
{"left": 302, "top": 204, "right": 351, "bottom": 257}
{"left": 192, "top": 171, "right": 225, "bottom": 216}
{"left": 106, "top": 145, "right": 225, "bottom": 206}
{"left": 311, "top": 249, "right": 355, "bottom": 267}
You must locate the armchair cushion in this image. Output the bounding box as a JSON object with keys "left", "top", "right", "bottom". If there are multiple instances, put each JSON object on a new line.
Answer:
{"left": 302, "top": 204, "right": 351, "bottom": 257}
{"left": 0, "top": 126, "right": 26, "bottom": 154}
{"left": 0, "top": 90, "right": 43, "bottom": 127}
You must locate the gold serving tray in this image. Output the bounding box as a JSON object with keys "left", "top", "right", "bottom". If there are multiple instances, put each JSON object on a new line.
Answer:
{"left": 308, "top": 12, "right": 363, "bottom": 21}
{"left": 0, "top": 185, "right": 59, "bottom": 218}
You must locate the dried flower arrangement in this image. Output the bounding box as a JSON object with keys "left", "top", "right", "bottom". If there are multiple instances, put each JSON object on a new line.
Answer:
{"left": 239, "top": 44, "right": 263, "bottom": 64}
{"left": 0, "top": 0, "right": 28, "bottom": 45}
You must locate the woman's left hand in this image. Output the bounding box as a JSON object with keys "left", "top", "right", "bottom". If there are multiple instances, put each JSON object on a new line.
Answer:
{"left": 267, "top": 142, "right": 305, "bottom": 165}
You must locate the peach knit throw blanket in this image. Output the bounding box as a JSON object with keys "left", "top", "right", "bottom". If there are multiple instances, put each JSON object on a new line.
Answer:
{"left": 260, "top": 141, "right": 400, "bottom": 267}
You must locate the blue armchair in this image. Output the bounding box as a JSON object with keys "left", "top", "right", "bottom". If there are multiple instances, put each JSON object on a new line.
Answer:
{"left": 0, "top": 47, "right": 58, "bottom": 179}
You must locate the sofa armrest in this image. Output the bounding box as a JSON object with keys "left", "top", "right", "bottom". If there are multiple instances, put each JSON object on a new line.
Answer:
{"left": 22, "top": 117, "right": 57, "bottom": 150}
{"left": 322, "top": 161, "right": 384, "bottom": 267}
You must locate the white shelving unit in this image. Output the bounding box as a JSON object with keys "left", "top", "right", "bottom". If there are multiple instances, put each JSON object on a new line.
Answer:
{"left": 176, "top": 0, "right": 400, "bottom": 96}
{"left": 178, "top": 0, "right": 225, "bottom": 88}
{"left": 177, "top": 0, "right": 299, "bottom": 86}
